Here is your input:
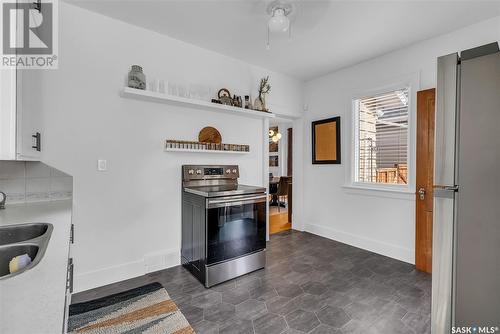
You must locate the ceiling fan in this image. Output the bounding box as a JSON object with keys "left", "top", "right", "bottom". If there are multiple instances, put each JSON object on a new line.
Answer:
{"left": 262, "top": 0, "right": 331, "bottom": 50}
{"left": 266, "top": 0, "right": 294, "bottom": 49}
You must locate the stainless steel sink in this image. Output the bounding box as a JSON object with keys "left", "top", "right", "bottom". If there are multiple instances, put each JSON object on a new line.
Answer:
{"left": 0, "top": 223, "right": 49, "bottom": 246}
{"left": 0, "top": 223, "right": 53, "bottom": 279}
{"left": 0, "top": 244, "right": 39, "bottom": 277}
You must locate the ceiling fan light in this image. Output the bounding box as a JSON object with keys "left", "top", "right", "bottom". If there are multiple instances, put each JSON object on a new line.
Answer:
{"left": 268, "top": 8, "right": 289, "bottom": 33}
{"left": 272, "top": 135, "right": 279, "bottom": 143}
{"left": 276, "top": 132, "right": 282, "bottom": 139}
{"left": 269, "top": 129, "right": 275, "bottom": 137}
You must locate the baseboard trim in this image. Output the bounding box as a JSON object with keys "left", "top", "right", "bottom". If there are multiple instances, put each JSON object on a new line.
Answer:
{"left": 74, "top": 249, "right": 180, "bottom": 293}
{"left": 305, "top": 223, "right": 414, "bottom": 264}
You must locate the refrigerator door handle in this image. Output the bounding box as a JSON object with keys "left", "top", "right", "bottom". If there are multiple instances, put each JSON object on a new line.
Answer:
{"left": 434, "top": 185, "right": 459, "bottom": 198}
{"left": 434, "top": 185, "right": 459, "bottom": 191}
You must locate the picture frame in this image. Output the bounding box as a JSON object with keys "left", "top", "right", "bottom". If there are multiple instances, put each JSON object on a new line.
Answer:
{"left": 269, "top": 155, "right": 279, "bottom": 167}
{"left": 269, "top": 126, "right": 279, "bottom": 153}
{"left": 312, "top": 116, "right": 341, "bottom": 164}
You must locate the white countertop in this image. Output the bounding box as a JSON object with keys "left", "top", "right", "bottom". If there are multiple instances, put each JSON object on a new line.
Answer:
{"left": 0, "top": 200, "right": 72, "bottom": 334}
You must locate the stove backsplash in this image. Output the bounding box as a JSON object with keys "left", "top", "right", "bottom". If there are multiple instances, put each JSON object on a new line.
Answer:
{"left": 0, "top": 161, "right": 73, "bottom": 204}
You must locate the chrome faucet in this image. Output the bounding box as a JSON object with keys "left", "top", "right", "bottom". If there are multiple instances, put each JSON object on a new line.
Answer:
{"left": 0, "top": 191, "right": 6, "bottom": 209}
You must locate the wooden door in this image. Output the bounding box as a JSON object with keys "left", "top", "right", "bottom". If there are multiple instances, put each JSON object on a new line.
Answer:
{"left": 287, "top": 128, "right": 293, "bottom": 223}
{"left": 415, "top": 88, "right": 435, "bottom": 273}
{"left": 287, "top": 128, "right": 293, "bottom": 176}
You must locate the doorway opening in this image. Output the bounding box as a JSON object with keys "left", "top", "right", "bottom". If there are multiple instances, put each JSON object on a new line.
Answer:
{"left": 268, "top": 118, "right": 293, "bottom": 235}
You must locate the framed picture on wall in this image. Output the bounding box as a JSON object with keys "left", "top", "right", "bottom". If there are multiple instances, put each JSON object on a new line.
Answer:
{"left": 269, "top": 155, "right": 279, "bottom": 167}
{"left": 312, "top": 116, "right": 341, "bottom": 164}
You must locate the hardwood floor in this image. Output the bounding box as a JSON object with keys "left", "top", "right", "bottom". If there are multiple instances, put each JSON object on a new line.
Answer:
{"left": 269, "top": 206, "right": 291, "bottom": 235}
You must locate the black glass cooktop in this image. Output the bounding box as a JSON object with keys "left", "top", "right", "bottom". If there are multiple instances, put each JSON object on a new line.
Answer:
{"left": 183, "top": 184, "right": 266, "bottom": 197}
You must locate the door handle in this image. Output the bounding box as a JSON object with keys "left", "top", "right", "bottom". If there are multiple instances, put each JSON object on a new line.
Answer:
{"left": 32, "top": 132, "right": 41, "bottom": 152}
{"left": 433, "top": 185, "right": 459, "bottom": 192}
{"left": 418, "top": 188, "right": 426, "bottom": 200}
{"left": 433, "top": 185, "right": 458, "bottom": 198}
{"left": 207, "top": 194, "right": 267, "bottom": 206}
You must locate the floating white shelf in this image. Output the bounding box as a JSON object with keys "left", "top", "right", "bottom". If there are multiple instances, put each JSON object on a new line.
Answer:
{"left": 121, "top": 87, "right": 275, "bottom": 119}
{"left": 165, "top": 147, "right": 249, "bottom": 154}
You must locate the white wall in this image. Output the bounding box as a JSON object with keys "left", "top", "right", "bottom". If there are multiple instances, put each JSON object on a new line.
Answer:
{"left": 37, "top": 3, "right": 303, "bottom": 292}
{"left": 303, "top": 16, "right": 500, "bottom": 263}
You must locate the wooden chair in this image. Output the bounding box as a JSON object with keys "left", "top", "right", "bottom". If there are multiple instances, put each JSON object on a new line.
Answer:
{"left": 276, "top": 176, "right": 292, "bottom": 212}
{"left": 269, "top": 173, "right": 278, "bottom": 202}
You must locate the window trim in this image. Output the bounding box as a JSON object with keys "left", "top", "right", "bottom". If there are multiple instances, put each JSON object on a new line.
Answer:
{"left": 346, "top": 76, "right": 418, "bottom": 194}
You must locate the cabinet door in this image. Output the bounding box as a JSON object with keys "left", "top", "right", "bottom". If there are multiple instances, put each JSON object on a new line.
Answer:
{"left": 16, "top": 70, "right": 42, "bottom": 160}
{"left": 0, "top": 69, "right": 17, "bottom": 160}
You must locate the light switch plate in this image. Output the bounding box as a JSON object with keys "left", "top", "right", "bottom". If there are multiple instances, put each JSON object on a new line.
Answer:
{"left": 97, "top": 159, "right": 107, "bottom": 171}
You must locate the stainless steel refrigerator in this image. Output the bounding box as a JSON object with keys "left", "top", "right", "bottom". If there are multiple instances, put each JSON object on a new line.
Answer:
{"left": 432, "top": 42, "right": 500, "bottom": 333}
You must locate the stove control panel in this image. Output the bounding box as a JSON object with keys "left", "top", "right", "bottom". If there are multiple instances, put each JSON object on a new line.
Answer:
{"left": 183, "top": 165, "right": 239, "bottom": 181}
{"left": 205, "top": 167, "right": 224, "bottom": 176}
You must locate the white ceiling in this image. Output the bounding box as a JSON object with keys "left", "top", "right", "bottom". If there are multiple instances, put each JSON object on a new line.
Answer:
{"left": 66, "top": 0, "right": 500, "bottom": 80}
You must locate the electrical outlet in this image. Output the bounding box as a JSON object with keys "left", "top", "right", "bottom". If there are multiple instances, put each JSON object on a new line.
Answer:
{"left": 97, "top": 159, "right": 107, "bottom": 171}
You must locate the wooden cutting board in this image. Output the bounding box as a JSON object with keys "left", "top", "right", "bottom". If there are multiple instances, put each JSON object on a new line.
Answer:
{"left": 198, "top": 127, "right": 222, "bottom": 143}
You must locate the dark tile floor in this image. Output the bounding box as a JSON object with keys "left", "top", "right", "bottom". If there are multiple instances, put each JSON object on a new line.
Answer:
{"left": 72, "top": 231, "right": 431, "bottom": 334}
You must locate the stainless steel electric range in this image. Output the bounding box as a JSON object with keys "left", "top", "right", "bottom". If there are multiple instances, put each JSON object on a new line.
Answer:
{"left": 181, "top": 165, "right": 266, "bottom": 287}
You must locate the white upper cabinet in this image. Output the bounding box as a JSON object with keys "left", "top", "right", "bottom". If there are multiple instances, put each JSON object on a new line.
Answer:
{"left": 0, "top": 69, "right": 43, "bottom": 160}
{"left": 16, "top": 70, "right": 43, "bottom": 160}
{"left": 0, "top": 69, "right": 17, "bottom": 160}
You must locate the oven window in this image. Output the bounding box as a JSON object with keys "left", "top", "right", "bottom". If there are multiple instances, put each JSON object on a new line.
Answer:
{"left": 207, "top": 201, "right": 266, "bottom": 264}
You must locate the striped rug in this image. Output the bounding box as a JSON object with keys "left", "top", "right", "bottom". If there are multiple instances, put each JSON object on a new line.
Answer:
{"left": 68, "top": 283, "right": 194, "bottom": 334}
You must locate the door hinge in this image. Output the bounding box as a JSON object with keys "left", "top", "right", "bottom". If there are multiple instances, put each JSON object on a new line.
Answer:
{"left": 70, "top": 224, "right": 74, "bottom": 244}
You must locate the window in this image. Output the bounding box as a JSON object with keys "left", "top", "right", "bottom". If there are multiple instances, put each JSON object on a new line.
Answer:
{"left": 354, "top": 88, "right": 409, "bottom": 185}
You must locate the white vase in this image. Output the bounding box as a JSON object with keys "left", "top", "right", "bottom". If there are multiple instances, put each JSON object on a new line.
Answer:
{"left": 254, "top": 95, "right": 266, "bottom": 111}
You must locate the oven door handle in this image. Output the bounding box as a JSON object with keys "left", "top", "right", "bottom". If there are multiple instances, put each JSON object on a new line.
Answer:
{"left": 207, "top": 194, "right": 267, "bottom": 208}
